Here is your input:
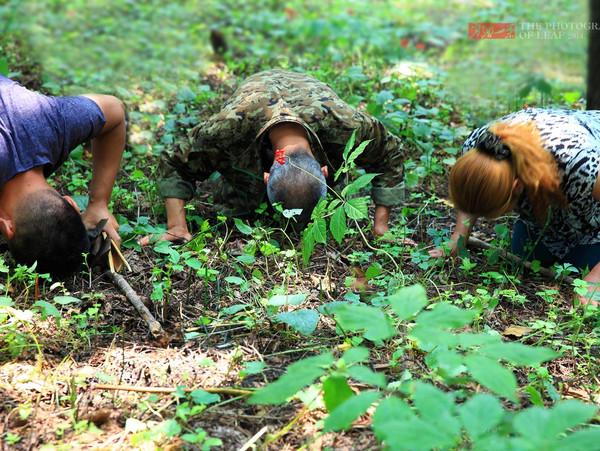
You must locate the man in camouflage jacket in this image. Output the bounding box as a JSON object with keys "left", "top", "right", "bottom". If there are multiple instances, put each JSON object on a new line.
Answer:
{"left": 148, "top": 69, "right": 405, "bottom": 243}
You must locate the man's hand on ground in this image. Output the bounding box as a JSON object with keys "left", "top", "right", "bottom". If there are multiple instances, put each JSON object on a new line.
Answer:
{"left": 82, "top": 203, "right": 121, "bottom": 246}
{"left": 138, "top": 226, "right": 192, "bottom": 247}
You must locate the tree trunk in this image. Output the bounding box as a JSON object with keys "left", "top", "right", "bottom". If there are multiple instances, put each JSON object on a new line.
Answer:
{"left": 587, "top": 0, "right": 600, "bottom": 109}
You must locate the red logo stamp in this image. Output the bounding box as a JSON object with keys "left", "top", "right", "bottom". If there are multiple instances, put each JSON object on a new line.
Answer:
{"left": 468, "top": 22, "right": 516, "bottom": 40}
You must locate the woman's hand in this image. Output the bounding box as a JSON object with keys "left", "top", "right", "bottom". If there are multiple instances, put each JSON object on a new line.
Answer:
{"left": 429, "top": 211, "right": 477, "bottom": 259}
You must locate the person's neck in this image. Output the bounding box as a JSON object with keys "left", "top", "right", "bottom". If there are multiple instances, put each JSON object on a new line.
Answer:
{"left": 269, "top": 122, "right": 312, "bottom": 156}
{"left": 0, "top": 168, "right": 50, "bottom": 219}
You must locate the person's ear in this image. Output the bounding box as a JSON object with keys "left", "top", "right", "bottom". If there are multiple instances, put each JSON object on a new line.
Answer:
{"left": 321, "top": 166, "right": 329, "bottom": 178}
{"left": 63, "top": 195, "right": 81, "bottom": 212}
{"left": 0, "top": 217, "right": 15, "bottom": 240}
{"left": 263, "top": 172, "right": 270, "bottom": 185}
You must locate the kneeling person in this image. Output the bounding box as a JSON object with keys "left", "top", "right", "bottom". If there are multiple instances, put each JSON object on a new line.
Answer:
{"left": 151, "top": 69, "right": 406, "bottom": 243}
{"left": 0, "top": 76, "right": 126, "bottom": 276}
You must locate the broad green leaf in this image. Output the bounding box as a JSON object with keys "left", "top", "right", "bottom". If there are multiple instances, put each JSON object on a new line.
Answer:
{"left": 323, "top": 391, "right": 380, "bottom": 432}
{"left": 0, "top": 296, "right": 14, "bottom": 307}
{"left": 331, "top": 303, "right": 395, "bottom": 342}
{"left": 249, "top": 353, "right": 333, "bottom": 404}
{"left": 344, "top": 196, "right": 369, "bottom": 220}
{"left": 377, "top": 418, "right": 457, "bottom": 451}
{"left": 479, "top": 342, "right": 558, "bottom": 367}
{"left": 416, "top": 303, "right": 477, "bottom": 329}
{"left": 33, "top": 301, "right": 61, "bottom": 319}
{"left": 267, "top": 293, "right": 307, "bottom": 306}
{"left": 53, "top": 296, "right": 81, "bottom": 305}
{"left": 388, "top": 284, "right": 428, "bottom": 320}
{"left": 364, "top": 263, "right": 382, "bottom": 280}
{"left": 275, "top": 309, "right": 319, "bottom": 336}
{"left": 312, "top": 217, "right": 327, "bottom": 244}
{"left": 224, "top": 276, "right": 245, "bottom": 285}
{"left": 240, "top": 361, "right": 265, "bottom": 377}
{"left": 425, "top": 347, "right": 465, "bottom": 377}
{"left": 409, "top": 325, "right": 459, "bottom": 351}
{"left": 189, "top": 389, "right": 220, "bottom": 405}
{"left": 341, "top": 346, "right": 369, "bottom": 365}
{"left": 457, "top": 333, "right": 502, "bottom": 347}
{"left": 459, "top": 394, "right": 504, "bottom": 439}
{"left": 556, "top": 428, "right": 600, "bottom": 451}
{"left": 373, "top": 397, "right": 415, "bottom": 441}
{"left": 185, "top": 257, "right": 202, "bottom": 270}
{"left": 330, "top": 206, "right": 347, "bottom": 244}
{"left": 234, "top": 218, "right": 253, "bottom": 235}
{"left": 464, "top": 354, "right": 517, "bottom": 402}
{"left": 413, "top": 382, "right": 460, "bottom": 439}
{"left": 323, "top": 375, "right": 354, "bottom": 412}
{"left": 341, "top": 173, "right": 380, "bottom": 197}
{"left": 347, "top": 365, "right": 387, "bottom": 388}
{"left": 161, "top": 419, "right": 182, "bottom": 437}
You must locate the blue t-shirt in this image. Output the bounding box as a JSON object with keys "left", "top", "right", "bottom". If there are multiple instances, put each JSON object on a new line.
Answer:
{"left": 0, "top": 76, "right": 106, "bottom": 186}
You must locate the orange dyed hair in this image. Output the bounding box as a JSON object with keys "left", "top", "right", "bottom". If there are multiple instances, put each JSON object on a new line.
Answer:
{"left": 450, "top": 121, "right": 567, "bottom": 222}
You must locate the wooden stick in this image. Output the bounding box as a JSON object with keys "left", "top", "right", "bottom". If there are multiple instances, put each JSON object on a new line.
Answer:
{"left": 105, "top": 271, "right": 165, "bottom": 338}
{"left": 239, "top": 426, "right": 269, "bottom": 451}
{"left": 467, "top": 236, "right": 576, "bottom": 285}
{"left": 91, "top": 383, "right": 253, "bottom": 396}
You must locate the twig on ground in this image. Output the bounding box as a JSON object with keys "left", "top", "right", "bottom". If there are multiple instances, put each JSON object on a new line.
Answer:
{"left": 239, "top": 426, "right": 269, "bottom": 451}
{"left": 467, "top": 237, "right": 576, "bottom": 285}
{"left": 105, "top": 271, "right": 165, "bottom": 338}
{"left": 91, "top": 383, "right": 254, "bottom": 397}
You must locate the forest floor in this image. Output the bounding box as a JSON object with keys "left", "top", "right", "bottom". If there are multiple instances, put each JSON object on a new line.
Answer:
{"left": 0, "top": 1, "right": 598, "bottom": 450}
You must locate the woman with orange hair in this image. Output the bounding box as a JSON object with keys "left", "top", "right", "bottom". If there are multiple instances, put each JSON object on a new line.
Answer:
{"left": 430, "top": 109, "right": 600, "bottom": 305}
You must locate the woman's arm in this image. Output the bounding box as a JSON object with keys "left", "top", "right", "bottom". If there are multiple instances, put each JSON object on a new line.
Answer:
{"left": 429, "top": 210, "right": 478, "bottom": 258}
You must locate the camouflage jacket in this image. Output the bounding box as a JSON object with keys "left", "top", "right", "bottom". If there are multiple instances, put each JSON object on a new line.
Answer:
{"left": 157, "top": 69, "right": 406, "bottom": 208}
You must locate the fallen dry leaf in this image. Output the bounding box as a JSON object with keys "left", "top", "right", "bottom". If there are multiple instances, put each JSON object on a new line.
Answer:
{"left": 502, "top": 325, "right": 533, "bottom": 338}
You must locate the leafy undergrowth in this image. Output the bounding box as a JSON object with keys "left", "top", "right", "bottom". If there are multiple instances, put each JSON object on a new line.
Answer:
{"left": 1, "top": 0, "right": 599, "bottom": 450}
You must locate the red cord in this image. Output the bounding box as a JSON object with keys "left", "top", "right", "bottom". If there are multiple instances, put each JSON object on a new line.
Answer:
{"left": 274, "top": 148, "right": 286, "bottom": 165}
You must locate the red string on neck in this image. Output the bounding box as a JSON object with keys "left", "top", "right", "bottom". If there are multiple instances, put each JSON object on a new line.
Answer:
{"left": 274, "top": 148, "right": 286, "bottom": 165}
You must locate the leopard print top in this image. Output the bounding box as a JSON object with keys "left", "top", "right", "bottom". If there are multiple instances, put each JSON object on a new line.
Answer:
{"left": 462, "top": 108, "right": 600, "bottom": 259}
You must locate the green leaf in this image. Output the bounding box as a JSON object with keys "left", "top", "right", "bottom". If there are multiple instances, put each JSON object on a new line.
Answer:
{"left": 464, "top": 354, "right": 517, "bottom": 402}
{"left": 459, "top": 394, "right": 504, "bottom": 439}
{"left": 372, "top": 397, "right": 415, "bottom": 441}
{"left": 0, "top": 296, "right": 14, "bottom": 307}
{"left": 347, "top": 365, "right": 387, "bottom": 388}
{"left": 312, "top": 217, "right": 327, "bottom": 244}
{"left": 364, "top": 263, "right": 382, "bottom": 280}
{"left": 161, "top": 418, "right": 182, "bottom": 437}
{"left": 409, "top": 325, "right": 459, "bottom": 351}
{"left": 33, "top": 301, "right": 61, "bottom": 319}
{"left": 323, "top": 391, "right": 380, "bottom": 432}
{"left": 413, "top": 382, "right": 460, "bottom": 439}
{"left": 267, "top": 293, "right": 307, "bottom": 306}
{"left": 240, "top": 361, "right": 265, "bottom": 377}
{"left": 425, "top": 347, "right": 465, "bottom": 377}
{"left": 330, "top": 206, "right": 347, "bottom": 244}
{"left": 344, "top": 196, "right": 369, "bottom": 220}
{"left": 342, "top": 130, "right": 357, "bottom": 162}
{"left": 346, "top": 139, "right": 373, "bottom": 167}
{"left": 53, "top": 296, "right": 81, "bottom": 305}
{"left": 341, "top": 346, "right": 369, "bottom": 365}
{"left": 234, "top": 218, "right": 253, "bottom": 235}
{"left": 556, "top": 428, "right": 600, "bottom": 451}
{"left": 189, "top": 389, "right": 220, "bottom": 405}
{"left": 387, "top": 284, "right": 428, "bottom": 320}
{"left": 341, "top": 173, "right": 380, "bottom": 197}
{"left": 0, "top": 58, "right": 8, "bottom": 76}
{"left": 416, "top": 303, "right": 477, "bottom": 329}
{"left": 249, "top": 353, "right": 334, "bottom": 404}
{"left": 302, "top": 226, "right": 316, "bottom": 264}
{"left": 331, "top": 303, "right": 395, "bottom": 342}
{"left": 275, "top": 309, "right": 319, "bottom": 336}
{"left": 479, "top": 342, "right": 558, "bottom": 367}
{"left": 323, "top": 375, "right": 354, "bottom": 412}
